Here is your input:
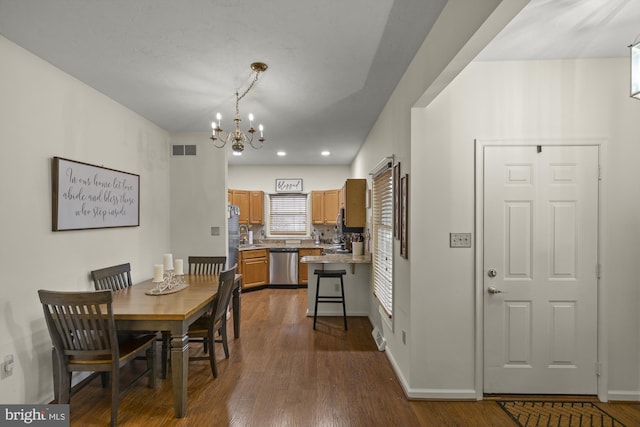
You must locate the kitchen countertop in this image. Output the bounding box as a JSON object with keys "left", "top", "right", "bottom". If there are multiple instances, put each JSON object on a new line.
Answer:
{"left": 239, "top": 242, "right": 337, "bottom": 251}
{"left": 300, "top": 253, "right": 372, "bottom": 264}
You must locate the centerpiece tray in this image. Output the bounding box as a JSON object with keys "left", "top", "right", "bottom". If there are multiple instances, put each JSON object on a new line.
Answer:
{"left": 145, "top": 282, "right": 189, "bottom": 295}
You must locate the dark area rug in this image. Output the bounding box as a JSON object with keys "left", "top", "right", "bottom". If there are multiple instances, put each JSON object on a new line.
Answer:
{"left": 497, "top": 401, "right": 626, "bottom": 427}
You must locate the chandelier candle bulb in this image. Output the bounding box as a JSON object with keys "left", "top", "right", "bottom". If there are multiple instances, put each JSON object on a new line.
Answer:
{"left": 153, "top": 264, "right": 164, "bottom": 282}
{"left": 259, "top": 124, "right": 264, "bottom": 137}
{"left": 163, "top": 253, "right": 174, "bottom": 271}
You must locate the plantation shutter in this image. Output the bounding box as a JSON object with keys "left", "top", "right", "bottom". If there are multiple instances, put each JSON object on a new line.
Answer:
{"left": 269, "top": 193, "right": 308, "bottom": 235}
{"left": 372, "top": 167, "right": 393, "bottom": 316}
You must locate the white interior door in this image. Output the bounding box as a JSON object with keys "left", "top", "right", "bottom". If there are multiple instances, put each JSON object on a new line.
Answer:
{"left": 483, "top": 145, "right": 598, "bottom": 394}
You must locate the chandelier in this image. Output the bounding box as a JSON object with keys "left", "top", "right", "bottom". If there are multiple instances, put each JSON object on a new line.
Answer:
{"left": 210, "top": 62, "right": 268, "bottom": 155}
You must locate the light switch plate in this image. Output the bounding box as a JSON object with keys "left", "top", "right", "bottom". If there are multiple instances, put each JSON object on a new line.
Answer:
{"left": 450, "top": 233, "right": 472, "bottom": 248}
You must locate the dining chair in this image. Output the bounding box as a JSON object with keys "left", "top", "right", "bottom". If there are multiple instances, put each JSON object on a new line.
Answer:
{"left": 188, "top": 256, "right": 226, "bottom": 275}
{"left": 187, "top": 265, "right": 237, "bottom": 378}
{"left": 91, "top": 263, "right": 159, "bottom": 365}
{"left": 38, "top": 289, "right": 156, "bottom": 427}
{"left": 91, "top": 263, "right": 133, "bottom": 291}
{"left": 159, "top": 256, "right": 228, "bottom": 376}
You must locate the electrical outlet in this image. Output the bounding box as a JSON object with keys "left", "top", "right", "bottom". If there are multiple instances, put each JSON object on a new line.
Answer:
{"left": 450, "top": 232, "right": 472, "bottom": 248}
{"left": 1, "top": 355, "right": 14, "bottom": 379}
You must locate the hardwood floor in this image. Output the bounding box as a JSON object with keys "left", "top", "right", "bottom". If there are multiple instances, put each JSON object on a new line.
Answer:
{"left": 67, "top": 288, "right": 640, "bottom": 426}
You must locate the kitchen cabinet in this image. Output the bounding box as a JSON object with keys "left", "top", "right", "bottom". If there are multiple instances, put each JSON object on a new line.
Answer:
{"left": 311, "top": 189, "right": 339, "bottom": 225}
{"left": 238, "top": 248, "right": 269, "bottom": 290}
{"left": 311, "top": 191, "right": 324, "bottom": 225}
{"left": 249, "top": 191, "right": 264, "bottom": 225}
{"left": 341, "top": 179, "right": 366, "bottom": 228}
{"left": 298, "top": 248, "right": 323, "bottom": 285}
{"left": 229, "top": 189, "right": 263, "bottom": 225}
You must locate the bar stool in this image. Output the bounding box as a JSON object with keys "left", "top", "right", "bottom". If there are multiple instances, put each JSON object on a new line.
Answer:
{"left": 313, "top": 269, "right": 347, "bottom": 330}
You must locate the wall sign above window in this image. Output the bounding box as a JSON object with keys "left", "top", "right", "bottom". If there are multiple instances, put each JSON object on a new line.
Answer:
{"left": 275, "top": 178, "right": 303, "bottom": 193}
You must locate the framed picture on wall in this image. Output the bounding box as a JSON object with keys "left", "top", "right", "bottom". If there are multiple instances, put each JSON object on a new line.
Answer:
{"left": 400, "top": 173, "right": 409, "bottom": 258}
{"left": 52, "top": 157, "right": 140, "bottom": 231}
{"left": 393, "top": 162, "right": 401, "bottom": 239}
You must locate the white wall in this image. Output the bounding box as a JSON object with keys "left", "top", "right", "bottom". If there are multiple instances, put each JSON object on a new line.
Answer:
{"left": 229, "top": 165, "right": 351, "bottom": 238}
{"left": 0, "top": 36, "right": 171, "bottom": 404}
{"left": 414, "top": 58, "right": 640, "bottom": 399}
{"left": 351, "top": 0, "right": 527, "bottom": 397}
{"left": 229, "top": 165, "right": 350, "bottom": 192}
{"left": 169, "top": 133, "right": 229, "bottom": 261}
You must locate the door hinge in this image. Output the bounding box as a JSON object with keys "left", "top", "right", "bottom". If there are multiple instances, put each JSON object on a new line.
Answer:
{"left": 596, "top": 263, "right": 601, "bottom": 279}
{"left": 595, "top": 362, "right": 602, "bottom": 376}
{"left": 598, "top": 165, "right": 603, "bottom": 180}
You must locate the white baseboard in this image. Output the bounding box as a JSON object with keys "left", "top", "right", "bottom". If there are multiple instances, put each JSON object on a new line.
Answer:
{"left": 383, "top": 343, "right": 477, "bottom": 400}
{"left": 607, "top": 390, "right": 640, "bottom": 401}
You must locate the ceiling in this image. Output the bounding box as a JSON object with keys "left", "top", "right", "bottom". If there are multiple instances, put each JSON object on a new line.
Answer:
{"left": 1, "top": 0, "right": 639, "bottom": 165}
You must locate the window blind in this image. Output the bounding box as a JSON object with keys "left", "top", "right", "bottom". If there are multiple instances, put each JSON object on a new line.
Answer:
{"left": 372, "top": 168, "right": 393, "bottom": 317}
{"left": 269, "top": 193, "right": 308, "bottom": 235}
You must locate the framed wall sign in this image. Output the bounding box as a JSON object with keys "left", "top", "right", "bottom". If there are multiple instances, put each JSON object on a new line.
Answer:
{"left": 393, "top": 162, "right": 401, "bottom": 239}
{"left": 52, "top": 157, "right": 140, "bottom": 231}
{"left": 400, "top": 173, "right": 409, "bottom": 258}
{"left": 275, "top": 178, "right": 303, "bottom": 193}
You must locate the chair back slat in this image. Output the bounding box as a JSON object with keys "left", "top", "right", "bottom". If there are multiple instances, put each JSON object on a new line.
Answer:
{"left": 188, "top": 256, "right": 226, "bottom": 275}
{"left": 91, "top": 263, "right": 133, "bottom": 291}
{"left": 39, "top": 289, "right": 116, "bottom": 360}
{"left": 210, "top": 266, "right": 237, "bottom": 325}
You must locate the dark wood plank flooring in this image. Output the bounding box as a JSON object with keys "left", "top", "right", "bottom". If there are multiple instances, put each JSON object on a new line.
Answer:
{"left": 65, "top": 288, "right": 640, "bottom": 426}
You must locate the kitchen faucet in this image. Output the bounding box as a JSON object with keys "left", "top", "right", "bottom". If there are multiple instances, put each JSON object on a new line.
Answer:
{"left": 239, "top": 224, "right": 248, "bottom": 244}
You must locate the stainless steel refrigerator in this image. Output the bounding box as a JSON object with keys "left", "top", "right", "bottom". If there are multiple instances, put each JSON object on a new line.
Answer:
{"left": 228, "top": 205, "right": 240, "bottom": 270}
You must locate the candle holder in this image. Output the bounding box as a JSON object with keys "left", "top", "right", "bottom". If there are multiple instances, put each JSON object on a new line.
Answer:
{"left": 155, "top": 269, "right": 185, "bottom": 293}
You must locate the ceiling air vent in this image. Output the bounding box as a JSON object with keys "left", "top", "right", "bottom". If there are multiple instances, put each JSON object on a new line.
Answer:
{"left": 185, "top": 145, "right": 196, "bottom": 156}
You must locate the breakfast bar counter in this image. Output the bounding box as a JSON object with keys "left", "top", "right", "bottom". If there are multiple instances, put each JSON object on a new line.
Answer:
{"left": 301, "top": 253, "right": 372, "bottom": 318}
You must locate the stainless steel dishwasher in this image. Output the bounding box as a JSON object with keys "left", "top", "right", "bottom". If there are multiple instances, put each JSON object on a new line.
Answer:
{"left": 269, "top": 248, "right": 298, "bottom": 287}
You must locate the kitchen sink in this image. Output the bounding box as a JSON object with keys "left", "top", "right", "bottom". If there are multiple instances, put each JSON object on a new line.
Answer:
{"left": 322, "top": 247, "right": 351, "bottom": 255}
{"left": 241, "top": 244, "right": 264, "bottom": 249}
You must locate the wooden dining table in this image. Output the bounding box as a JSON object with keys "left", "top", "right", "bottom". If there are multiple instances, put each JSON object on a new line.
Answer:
{"left": 109, "top": 273, "right": 242, "bottom": 418}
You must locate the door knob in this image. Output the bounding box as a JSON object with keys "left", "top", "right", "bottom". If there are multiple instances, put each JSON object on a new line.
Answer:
{"left": 487, "top": 286, "right": 502, "bottom": 295}
{"left": 487, "top": 269, "right": 497, "bottom": 278}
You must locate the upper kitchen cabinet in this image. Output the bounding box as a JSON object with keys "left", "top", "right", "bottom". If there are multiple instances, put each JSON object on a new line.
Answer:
{"left": 311, "top": 189, "right": 339, "bottom": 225}
{"left": 311, "top": 191, "right": 324, "bottom": 225}
{"left": 249, "top": 191, "right": 264, "bottom": 225}
{"left": 342, "top": 179, "right": 366, "bottom": 228}
{"left": 229, "top": 189, "right": 249, "bottom": 223}
{"left": 229, "top": 189, "right": 263, "bottom": 225}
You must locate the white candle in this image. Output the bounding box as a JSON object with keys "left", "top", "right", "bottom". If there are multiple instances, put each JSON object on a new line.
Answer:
{"left": 174, "top": 259, "right": 184, "bottom": 275}
{"left": 164, "top": 253, "right": 174, "bottom": 271}
{"left": 153, "top": 264, "right": 164, "bottom": 282}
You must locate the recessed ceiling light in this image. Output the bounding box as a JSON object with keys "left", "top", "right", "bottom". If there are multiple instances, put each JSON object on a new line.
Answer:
{"left": 277, "top": 151, "right": 286, "bottom": 156}
{"left": 321, "top": 151, "right": 330, "bottom": 156}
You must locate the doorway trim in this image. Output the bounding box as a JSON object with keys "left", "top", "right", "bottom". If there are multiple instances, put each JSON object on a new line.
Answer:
{"left": 474, "top": 138, "right": 607, "bottom": 401}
